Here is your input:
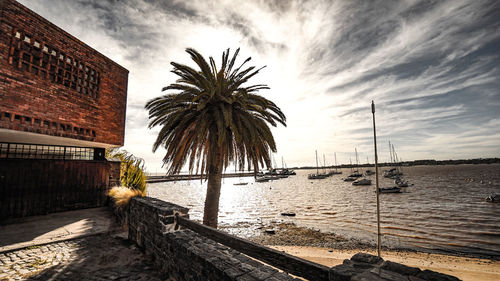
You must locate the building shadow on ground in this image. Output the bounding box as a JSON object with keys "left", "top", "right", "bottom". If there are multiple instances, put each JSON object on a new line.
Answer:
{"left": 24, "top": 234, "right": 163, "bottom": 281}
{"left": 0, "top": 207, "right": 118, "bottom": 251}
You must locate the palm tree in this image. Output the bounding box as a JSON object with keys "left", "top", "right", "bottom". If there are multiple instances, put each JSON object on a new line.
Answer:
{"left": 145, "top": 48, "right": 286, "bottom": 228}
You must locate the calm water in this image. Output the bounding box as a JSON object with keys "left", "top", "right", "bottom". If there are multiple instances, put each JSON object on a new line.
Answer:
{"left": 148, "top": 164, "right": 500, "bottom": 258}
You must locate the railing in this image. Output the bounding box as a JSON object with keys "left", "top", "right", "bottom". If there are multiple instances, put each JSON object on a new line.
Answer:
{"left": 174, "top": 214, "right": 329, "bottom": 281}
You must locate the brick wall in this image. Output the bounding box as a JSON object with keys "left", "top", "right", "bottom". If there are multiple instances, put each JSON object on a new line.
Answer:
{"left": 0, "top": 0, "right": 128, "bottom": 146}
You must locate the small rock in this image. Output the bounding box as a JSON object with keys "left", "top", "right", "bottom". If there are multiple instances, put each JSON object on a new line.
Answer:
{"left": 264, "top": 229, "right": 276, "bottom": 235}
{"left": 351, "top": 253, "right": 383, "bottom": 264}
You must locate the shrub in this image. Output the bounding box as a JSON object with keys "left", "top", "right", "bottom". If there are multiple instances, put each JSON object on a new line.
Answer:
{"left": 106, "top": 148, "right": 147, "bottom": 197}
{"left": 108, "top": 186, "right": 143, "bottom": 207}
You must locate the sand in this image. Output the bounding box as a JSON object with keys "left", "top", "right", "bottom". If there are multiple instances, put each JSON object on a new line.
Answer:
{"left": 270, "top": 245, "right": 500, "bottom": 281}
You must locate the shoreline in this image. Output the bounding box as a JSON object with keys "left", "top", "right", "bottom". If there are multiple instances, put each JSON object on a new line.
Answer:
{"left": 244, "top": 222, "right": 500, "bottom": 280}
{"left": 245, "top": 222, "right": 499, "bottom": 261}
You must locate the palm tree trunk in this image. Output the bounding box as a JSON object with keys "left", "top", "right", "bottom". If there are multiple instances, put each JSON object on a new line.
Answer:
{"left": 203, "top": 151, "right": 223, "bottom": 228}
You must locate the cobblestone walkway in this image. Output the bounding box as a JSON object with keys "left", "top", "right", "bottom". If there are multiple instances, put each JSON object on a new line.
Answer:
{"left": 0, "top": 234, "right": 162, "bottom": 281}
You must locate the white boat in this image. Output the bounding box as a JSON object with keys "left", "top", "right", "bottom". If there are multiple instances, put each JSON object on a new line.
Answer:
{"left": 279, "top": 157, "right": 296, "bottom": 176}
{"left": 352, "top": 178, "right": 372, "bottom": 186}
{"left": 384, "top": 142, "right": 404, "bottom": 178}
{"left": 233, "top": 182, "right": 249, "bottom": 186}
{"left": 308, "top": 150, "right": 327, "bottom": 180}
{"left": 348, "top": 149, "right": 364, "bottom": 178}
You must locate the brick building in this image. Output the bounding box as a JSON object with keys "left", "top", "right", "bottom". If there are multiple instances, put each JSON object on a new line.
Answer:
{"left": 0, "top": 0, "right": 128, "bottom": 220}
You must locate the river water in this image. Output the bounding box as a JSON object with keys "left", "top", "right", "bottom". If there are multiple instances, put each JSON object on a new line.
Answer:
{"left": 147, "top": 164, "right": 500, "bottom": 258}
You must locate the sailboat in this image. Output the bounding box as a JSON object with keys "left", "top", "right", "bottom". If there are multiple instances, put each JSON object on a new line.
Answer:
{"left": 343, "top": 158, "right": 356, "bottom": 181}
{"left": 330, "top": 152, "right": 342, "bottom": 175}
{"left": 377, "top": 140, "right": 402, "bottom": 192}
{"left": 233, "top": 160, "right": 248, "bottom": 186}
{"left": 348, "top": 149, "right": 363, "bottom": 178}
{"left": 352, "top": 154, "right": 372, "bottom": 185}
{"left": 279, "top": 157, "right": 296, "bottom": 176}
{"left": 365, "top": 157, "right": 375, "bottom": 175}
{"left": 383, "top": 142, "right": 403, "bottom": 179}
{"left": 308, "top": 150, "right": 327, "bottom": 179}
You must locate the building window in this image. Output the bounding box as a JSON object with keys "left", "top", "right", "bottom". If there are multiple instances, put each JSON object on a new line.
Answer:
{"left": 0, "top": 143, "right": 97, "bottom": 160}
{"left": 8, "top": 30, "right": 101, "bottom": 98}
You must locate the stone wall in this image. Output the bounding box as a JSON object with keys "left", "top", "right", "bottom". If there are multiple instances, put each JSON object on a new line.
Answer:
{"left": 123, "top": 196, "right": 461, "bottom": 281}
{"left": 127, "top": 197, "right": 301, "bottom": 280}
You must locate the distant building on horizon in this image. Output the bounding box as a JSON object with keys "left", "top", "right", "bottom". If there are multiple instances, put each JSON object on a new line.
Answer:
{"left": 0, "top": 0, "right": 128, "bottom": 220}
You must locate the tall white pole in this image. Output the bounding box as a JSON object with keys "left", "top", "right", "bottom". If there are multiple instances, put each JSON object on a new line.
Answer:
{"left": 315, "top": 150, "right": 319, "bottom": 175}
{"left": 372, "top": 101, "right": 382, "bottom": 257}
{"left": 335, "top": 152, "right": 338, "bottom": 172}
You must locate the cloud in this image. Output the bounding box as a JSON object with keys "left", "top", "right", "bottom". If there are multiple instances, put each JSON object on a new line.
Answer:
{"left": 19, "top": 0, "right": 500, "bottom": 171}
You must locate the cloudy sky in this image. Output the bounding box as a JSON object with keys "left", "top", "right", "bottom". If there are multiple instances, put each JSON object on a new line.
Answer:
{"left": 20, "top": 0, "right": 500, "bottom": 172}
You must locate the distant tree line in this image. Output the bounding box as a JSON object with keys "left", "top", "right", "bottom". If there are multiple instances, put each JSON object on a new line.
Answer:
{"left": 292, "top": 158, "right": 500, "bottom": 170}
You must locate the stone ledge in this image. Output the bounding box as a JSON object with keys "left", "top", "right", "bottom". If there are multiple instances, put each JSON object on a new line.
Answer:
{"left": 330, "top": 253, "right": 461, "bottom": 281}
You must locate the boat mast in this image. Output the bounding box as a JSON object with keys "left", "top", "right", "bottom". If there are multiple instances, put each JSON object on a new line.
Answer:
{"left": 355, "top": 148, "right": 359, "bottom": 168}
{"left": 335, "top": 152, "right": 338, "bottom": 172}
{"left": 315, "top": 150, "right": 319, "bottom": 175}
{"left": 372, "top": 101, "right": 382, "bottom": 257}
{"left": 323, "top": 154, "right": 326, "bottom": 174}
{"left": 393, "top": 144, "right": 401, "bottom": 174}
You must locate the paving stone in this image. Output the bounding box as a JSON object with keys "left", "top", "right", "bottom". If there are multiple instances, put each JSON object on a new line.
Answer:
{"left": 0, "top": 234, "right": 162, "bottom": 281}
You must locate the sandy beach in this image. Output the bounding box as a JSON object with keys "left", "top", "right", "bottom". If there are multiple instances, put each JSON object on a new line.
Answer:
{"left": 246, "top": 222, "right": 500, "bottom": 281}
{"left": 270, "top": 246, "right": 500, "bottom": 281}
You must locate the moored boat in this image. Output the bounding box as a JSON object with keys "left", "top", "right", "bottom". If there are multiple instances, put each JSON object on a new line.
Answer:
{"left": 255, "top": 176, "right": 270, "bottom": 182}
{"left": 233, "top": 182, "right": 249, "bottom": 186}
{"left": 308, "top": 173, "right": 328, "bottom": 180}
{"left": 486, "top": 194, "right": 499, "bottom": 203}
{"left": 352, "top": 178, "right": 372, "bottom": 186}
{"left": 308, "top": 150, "right": 327, "bottom": 180}
{"left": 394, "top": 177, "right": 409, "bottom": 187}
{"left": 378, "top": 186, "right": 401, "bottom": 193}
{"left": 348, "top": 171, "right": 363, "bottom": 178}
{"left": 331, "top": 152, "right": 343, "bottom": 174}
{"left": 383, "top": 168, "right": 402, "bottom": 179}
